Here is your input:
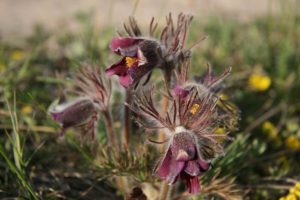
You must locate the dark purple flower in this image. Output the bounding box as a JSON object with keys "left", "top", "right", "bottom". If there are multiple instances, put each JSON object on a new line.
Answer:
{"left": 49, "top": 98, "right": 98, "bottom": 137}
{"left": 155, "top": 130, "right": 210, "bottom": 194}
{"left": 106, "top": 37, "right": 162, "bottom": 87}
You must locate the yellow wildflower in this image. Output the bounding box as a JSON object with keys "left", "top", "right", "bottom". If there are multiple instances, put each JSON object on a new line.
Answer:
{"left": 290, "top": 188, "right": 300, "bottom": 198}
{"left": 286, "top": 194, "right": 297, "bottom": 200}
{"left": 248, "top": 73, "right": 271, "bottom": 91}
{"left": 10, "top": 50, "right": 25, "bottom": 61}
{"left": 280, "top": 183, "right": 300, "bottom": 200}
{"left": 295, "top": 182, "right": 300, "bottom": 190}
{"left": 285, "top": 135, "right": 300, "bottom": 150}
{"left": 262, "top": 121, "right": 278, "bottom": 139}
{"left": 21, "top": 105, "right": 32, "bottom": 115}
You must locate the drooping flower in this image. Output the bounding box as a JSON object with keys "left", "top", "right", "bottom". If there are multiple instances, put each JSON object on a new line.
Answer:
{"left": 106, "top": 37, "right": 162, "bottom": 87}
{"left": 155, "top": 129, "right": 210, "bottom": 194}
{"left": 49, "top": 65, "right": 111, "bottom": 139}
{"left": 106, "top": 14, "right": 194, "bottom": 88}
{"left": 128, "top": 75, "right": 235, "bottom": 193}
{"left": 49, "top": 97, "right": 98, "bottom": 137}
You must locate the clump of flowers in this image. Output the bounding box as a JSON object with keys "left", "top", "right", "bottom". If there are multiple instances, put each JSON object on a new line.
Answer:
{"left": 279, "top": 182, "right": 300, "bottom": 200}
{"left": 49, "top": 13, "right": 239, "bottom": 198}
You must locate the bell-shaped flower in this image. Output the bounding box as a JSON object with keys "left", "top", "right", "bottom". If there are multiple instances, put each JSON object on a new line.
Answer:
{"left": 49, "top": 98, "right": 98, "bottom": 137}
{"left": 106, "top": 37, "right": 162, "bottom": 88}
{"left": 155, "top": 130, "right": 210, "bottom": 194}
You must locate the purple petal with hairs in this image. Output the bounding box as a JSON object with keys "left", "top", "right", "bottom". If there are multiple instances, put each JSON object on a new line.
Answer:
{"left": 198, "top": 157, "right": 210, "bottom": 171}
{"left": 184, "top": 160, "right": 201, "bottom": 176}
{"left": 110, "top": 37, "right": 141, "bottom": 55}
{"left": 156, "top": 149, "right": 172, "bottom": 179}
{"left": 166, "top": 160, "right": 185, "bottom": 184}
{"left": 50, "top": 98, "right": 96, "bottom": 133}
{"left": 184, "top": 174, "right": 200, "bottom": 194}
{"left": 173, "top": 85, "right": 190, "bottom": 98}
{"left": 119, "top": 74, "right": 133, "bottom": 87}
{"left": 105, "top": 57, "right": 127, "bottom": 77}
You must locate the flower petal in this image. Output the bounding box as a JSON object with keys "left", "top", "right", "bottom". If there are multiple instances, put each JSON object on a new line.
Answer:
{"left": 156, "top": 149, "right": 172, "bottom": 179}
{"left": 51, "top": 112, "right": 63, "bottom": 121}
{"left": 173, "top": 86, "right": 190, "bottom": 98}
{"left": 105, "top": 57, "right": 127, "bottom": 77}
{"left": 198, "top": 157, "right": 210, "bottom": 171}
{"left": 175, "top": 149, "right": 189, "bottom": 161}
{"left": 119, "top": 74, "right": 133, "bottom": 88}
{"left": 50, "top": 98, "right": 95, "bottom": 131}
{"left": 110, "top": 37, "right": 141, "bottom": 55}
{"left": 184, "top": 160, "right": 200, "bottom": 176}
{"left": 166, "top": 161, "right": 185, "bottom": 184}
{"left": 182, "top": 174, "right": 200, "bottom": 194}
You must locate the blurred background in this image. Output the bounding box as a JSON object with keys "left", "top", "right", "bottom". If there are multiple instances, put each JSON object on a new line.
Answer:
{"left": 0, "top": 0, "right": 300, "bottom": 199}
{"left": 1, "top": 0, "right": 297, "bottom": 39}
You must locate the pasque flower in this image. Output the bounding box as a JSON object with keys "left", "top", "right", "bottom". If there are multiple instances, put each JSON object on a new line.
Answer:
{"left": 126, "top": 61, "right": 238, "bottom": 194}
{"left": 155, "top": 128, "right": 210, "bottom": 194}
{"left": 106, "top": 14, "right": 194, "bottom": 88}
{"left": 50, "top": 97, "right": 98, "bottom": 136}
{"left": 49, "top": 65, "right": 111, "bottom": 139}
{"left": 106, "top": 37, "right": 162, "bottom": 87}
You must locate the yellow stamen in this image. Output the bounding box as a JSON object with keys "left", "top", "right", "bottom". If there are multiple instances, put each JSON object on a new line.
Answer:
{"left": 190, "top": 103, "right": 201, "bottom": 115}
{"left": 125, "top": 57, "right": 138, "bottom": 68}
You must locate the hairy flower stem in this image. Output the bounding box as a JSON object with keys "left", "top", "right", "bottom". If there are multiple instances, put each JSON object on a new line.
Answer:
{"left": 102, "top": 109, "right": 119, "bottom": 151}
{"left": 102, "top": 110, "right": 129, "bottom": 193}
{"left": 123, "top": 90, "right": 131, "bottom": 149}
{"left": 159, "top": 70, "right": 172, "bottom": 199}
{"left": 159, "top": 182, "right": 172, "bottom": 200}
{"left": 158, "top": 70, "right": 172, "bottom": 148}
